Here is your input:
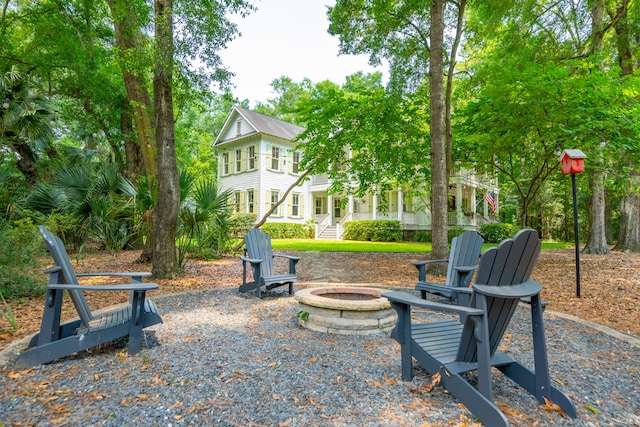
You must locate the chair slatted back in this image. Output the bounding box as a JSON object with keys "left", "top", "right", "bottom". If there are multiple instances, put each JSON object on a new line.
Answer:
{"left": 448, "top": 231, "right": 484, "bottom": 287}
{"left": 39, "top": 226, "right": 93, "bottom": 326}
{"left": 457, "top": 229, "right": 541, "bottom": 362}
{"left": 244, "top": 228, "right": 275, "bottom": 278}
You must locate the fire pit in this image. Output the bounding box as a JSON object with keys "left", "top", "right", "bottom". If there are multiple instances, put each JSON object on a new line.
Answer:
{"left": 294, "top": 286, "right": 397, "bottom": 336}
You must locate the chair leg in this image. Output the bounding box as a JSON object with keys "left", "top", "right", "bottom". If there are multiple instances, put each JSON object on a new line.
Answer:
{"left": 440, "top": 370, "right": 510, "bottom": 427}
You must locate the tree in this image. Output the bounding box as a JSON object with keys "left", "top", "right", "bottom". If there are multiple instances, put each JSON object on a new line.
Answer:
{"left": 611, "top": 0, "right": 640, "bottom": 252}
{"left": 326, "top": 0, "right": 467, "bottom": 260}
{"left": 0, "top": 67, "right": 54, "bottom": 183}
{"left": 295, "top": 74, "right": 430, "bottom": 203}
{"left": 151, "top": 0, "right": 180, "bottom": 278}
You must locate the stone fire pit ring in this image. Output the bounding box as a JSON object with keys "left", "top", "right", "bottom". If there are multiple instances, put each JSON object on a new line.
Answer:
{"left": 294, "top": 286, "right": 397, "bottom": 336}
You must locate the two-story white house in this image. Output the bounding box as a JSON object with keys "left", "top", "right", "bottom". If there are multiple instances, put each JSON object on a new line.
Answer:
{"left": 214, "top": 106, "right": 498, "bottom": 239}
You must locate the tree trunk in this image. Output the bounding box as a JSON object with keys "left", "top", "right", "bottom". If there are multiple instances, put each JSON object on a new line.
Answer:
{"left": 107, "top": 0, "right": 157, "bottom": 185}
{"left": 614, "top": 191, "right": 640, "bottom": 252}
{"left": 121, "top": 97, "right": 142, "bottom": 184}
{"left": 582, "top": 174, "right": 610, "bottom": 254}
{"left": 611, "top": 2, "right": 640, "bottom": 252}
{"left": 9, "top": 139, "right": 39, "bottom": 183}
{"left": 151, "top": 0, "right": 180, "bottom": 278}
{"left": 444, "top": 0, "right": 466, "bottom": 182}
{"left": 107, "top": 0, "right": 158, "bottom": 262}
{"left": 429, "top": 0, "right": 448, "bottom": 265}
{"left": 582, "top": 0, "right": 609, "bottom": 255}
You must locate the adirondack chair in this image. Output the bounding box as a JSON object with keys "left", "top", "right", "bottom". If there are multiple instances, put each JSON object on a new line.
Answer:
{"left": 239, "top": 228, "right": 300, "bottom": 298}
{"left": 384, "top": 229, "right": 576, "bottom": 427}
{"left": 413, "top": 230, "right": 483, "bottom": 304}
{"left": 14, "top": 226, "right": 162, "bottom": 368}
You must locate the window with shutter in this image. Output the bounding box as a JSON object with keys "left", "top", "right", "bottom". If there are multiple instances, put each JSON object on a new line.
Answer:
{"left": 222, "top": 152, "right": 229, "bottom": 175}
{"left": 270, "top": 190, "right": 281, "bottom": 216}
{"left": 271, "top": 146, "right": 280, "bottom": 171}
{"left": 291, "top": 193, "right": 300, "bottom": 217}
{"left": 247, "top": 145, "right": 256, "bottom": 170}
{"left": 247, "top": 190, "right": 255, "bottom": 213}
{"left": 235, "top": 149, "right": 242, "bottom": 173}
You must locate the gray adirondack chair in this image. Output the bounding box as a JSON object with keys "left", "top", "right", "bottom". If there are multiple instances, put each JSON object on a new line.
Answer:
{"left": 14, "top": 226, "right": 162, "bottom": 368}
{"left": 239, "top": 228, "right": 300, "bottom": 298}
{"left": 384, "top": 229, "right": 576, "bottom": 427}
{"left": 413, "top": 230, "right": 483, "bottom": 304}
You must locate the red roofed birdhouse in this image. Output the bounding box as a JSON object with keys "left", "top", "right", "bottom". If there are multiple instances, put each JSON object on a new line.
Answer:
{"left": 560, "top": 149, "right": 586, "bottom": 175}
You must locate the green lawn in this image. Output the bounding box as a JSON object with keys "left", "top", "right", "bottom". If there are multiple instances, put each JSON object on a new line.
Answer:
{"left": 271, "top": 239, "right": 572, "bottom": 253}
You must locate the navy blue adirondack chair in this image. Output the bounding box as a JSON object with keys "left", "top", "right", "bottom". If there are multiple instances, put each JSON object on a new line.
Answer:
{"left": 413, "top": 230, "right": 483, "bottom": 304}
{"left": 240, "top": 228, "right": 300, "bottom": 298}
{"left": 14, "top": 226, "right": 162, "bottom": 368}
{"left": 384, "top": 229, "right": 576, "bottom": 427}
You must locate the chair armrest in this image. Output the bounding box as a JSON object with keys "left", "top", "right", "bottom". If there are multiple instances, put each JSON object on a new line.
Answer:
{"left": 273, "top": 254, "right": 301, "bottom": 262}
{"left": 274, "top": 254, "right": 301, "bottom": 274}
{"left": 453, "top": 265, "right": 478, "bottom": 274}
{"left": 412, "top": 259, "right": 448, "bottom": 282}
{"left": 76, "top": 272, "right": 151, "bottom": 283}
{"left": 383, "top": 291, "right": 484, "bottom": 316}
{"left": 411, "top": 259, "right": 448, "bottom": 268}
{"left": 240, "top": 256, "right": 263, "bottom": 265}
{"left": 76, "top": 272, "right": 152, "bottom": 279}
{"left": 473, "top": 280, "right": 542, "bottom": 298}
{"left": 47, "top": 283, "right": 159, "bottom": 292}
{"left": 451, "top": 265, "right": 478, "bottom": 287}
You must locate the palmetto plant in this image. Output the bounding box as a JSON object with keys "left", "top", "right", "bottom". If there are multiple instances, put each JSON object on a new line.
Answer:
{"left": 178, "top": 169, "right": 232, "bottom": 267}
{"left": 26, "top": 159, "right": 139, "bottom": 250}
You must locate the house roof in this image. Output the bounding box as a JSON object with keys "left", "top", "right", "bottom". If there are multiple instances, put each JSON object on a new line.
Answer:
{"left": 214, "top": 106, "right": 305, "bottom": 146}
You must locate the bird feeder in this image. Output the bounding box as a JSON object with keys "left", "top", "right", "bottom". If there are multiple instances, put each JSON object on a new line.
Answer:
{"left": 559, "top": 148, "right": 587, "bottom": 297}
{"left": 560, "top": 149, "right": 586, "bottom": 175}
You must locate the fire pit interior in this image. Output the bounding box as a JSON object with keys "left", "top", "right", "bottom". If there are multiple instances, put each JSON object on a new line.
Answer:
{"left": 294, "top": 287, "right": 397, "bottom": 336}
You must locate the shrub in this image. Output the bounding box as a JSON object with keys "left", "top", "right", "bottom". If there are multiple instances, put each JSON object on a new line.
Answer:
{"left": 261, "top": 222, "right": 314, "bottom": 239}
{"left": 228, "top": 213, "right": 257, "bottom": 238}
{"left": 342, "top": 220, "right": 402, "bottom": 242}
{"left": 447, "top": 226, "right": 467, "bottom": 242}
{"left": 414, "top": 231, "right": 431, "bottom": 243}
{"left": 0, "top": 219, "right": 46, "bottom": 299}
{"left": 479, "top": 223, "right": 518, "bottom": 243}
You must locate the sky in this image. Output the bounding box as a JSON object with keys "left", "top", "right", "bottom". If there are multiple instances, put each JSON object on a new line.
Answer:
{"left": 219, "top": 0, "right": 385, "bottom": 106}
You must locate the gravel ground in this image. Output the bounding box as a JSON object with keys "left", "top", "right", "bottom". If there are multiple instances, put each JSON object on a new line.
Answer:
{"left": 1, "top": 284, "right": 639, "bottom": 427}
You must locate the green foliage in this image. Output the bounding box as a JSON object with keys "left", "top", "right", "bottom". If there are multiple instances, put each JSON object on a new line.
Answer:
{"left": 177, "top": 173, "right": 233, "bottom": 265}
{"left": 479, "top": 223, "right": 518, "bottom": 244}
{"left": 228, "top": 213, "right": 257, "bottom": 238}
{"left": 0, "top": 219, "right": 46, "bottom": 299}
{"left": 0, "top": 293, "right": 17, "bottom": 331}
{"left": 295, "top": 310, "right": 309, "bottom": 321}
{"left": 45, "top": 212, "right": 87, "bottom": 251}
{"left": 342, "top": 220, "right": 402, "bottom": 242}
{"left": 295, "top": 74, "right": 431, "bottom": 198}
{"left": 261, "top": 222, "right": 314, "bottom": 239}
{"left": 414, "top": 231, "right": 431, "bottom": 243}
{"left": 448, "top": 226, "right": 467, "bottom": 242}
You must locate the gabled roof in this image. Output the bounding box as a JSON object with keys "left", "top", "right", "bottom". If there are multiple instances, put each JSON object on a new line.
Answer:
{"left": 214, "top": 106, "right": 305, "bottom": 146}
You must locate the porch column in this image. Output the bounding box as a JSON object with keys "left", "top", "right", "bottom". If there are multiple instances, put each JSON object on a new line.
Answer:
{"left": 483, "top": 190, "right": 489, "bottom": 217}
{"left": 471, "top": 187, "right": 477, "bottom": 227}
{"left": 397, "top": 188, "right": 403, "bottom": 223}
{"left": 327, "top": 194, "right": 333, "bottom": 222}
{"left": 372, "top": 193, "right": 378, "bottom": 220}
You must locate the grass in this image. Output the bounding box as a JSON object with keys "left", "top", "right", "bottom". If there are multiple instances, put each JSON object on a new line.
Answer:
{"left": 271, "top": 239, "right": 573, "bottom": 252}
